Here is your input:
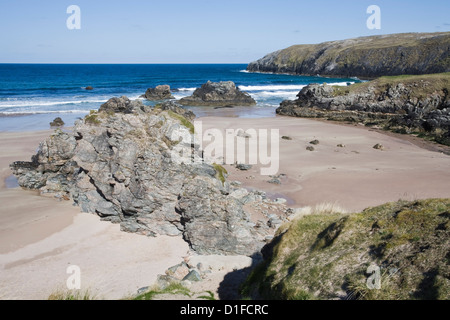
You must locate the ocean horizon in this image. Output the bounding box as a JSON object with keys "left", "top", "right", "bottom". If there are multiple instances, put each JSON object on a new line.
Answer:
{"left": 0, "top": 63, "right": 358, "bottom": 132}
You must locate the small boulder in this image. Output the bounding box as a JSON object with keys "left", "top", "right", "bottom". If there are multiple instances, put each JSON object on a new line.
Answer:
{"left": 236, "top": 163, "right": 253, "bottom": 171}
{"left": 237, "top": 130, "right": 252, "bottom": 138}
{"left": 310, "top": 140, "right": 320, "bottom": 145}
{"left": 282, "top": 136, "right": 293, "bottom": 140}
{"left": 275, "top": 198, "right": 287, "bottom": 204}
{"left": 166, "top": 263, "right": 190, "bottom": 280}
{"left": 373, "top": 144, "right": 384, "bottom": 150}
{"left": 306, "top": 146, "right": 315, "bottom": 151}
{"left": 182, "top": 270, "right": 202, "bottom": 282}
{"left": 50, "top": 117, "right": 65, "bottom": 127}
{"left": 137, "top": 287, "right": 150, "bottom": 295}
{"left": 156, "top": 275, "right": 180, "bottom": 290}
{"left": 268, "top": 177, "right": 281, "bottom": 185}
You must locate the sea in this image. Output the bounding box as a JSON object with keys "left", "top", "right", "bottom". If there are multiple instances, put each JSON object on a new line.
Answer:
{"left": 0, "top": 64, "right": 359, "bottom": 132}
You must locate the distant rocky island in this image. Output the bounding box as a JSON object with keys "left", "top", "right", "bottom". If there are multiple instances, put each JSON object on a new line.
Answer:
{"left": 247, "top": 32, "right": 450, "bottom": 78}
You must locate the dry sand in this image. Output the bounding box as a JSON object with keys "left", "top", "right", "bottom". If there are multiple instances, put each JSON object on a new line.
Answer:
{"left": 0, "top": 130, "right": 189, "bottom": 300}
{"left": 1, "top": 115, "right": 450, "bottom": 300}
{"left": 199, "top": 116, "right": 450, "bottom": 212}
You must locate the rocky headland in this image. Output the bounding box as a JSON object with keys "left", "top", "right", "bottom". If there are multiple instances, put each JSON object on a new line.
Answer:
{"left": 10, "top": 97, "right": 289, "bottom": 256}
{"left": 247, "top": 32, "right": 450, "bottom": 78}
{"left": 276, "top": 73, "right": 450, "bottom": 146}
{"left": 179, "top": 81, "right": 256, "bottom": 107}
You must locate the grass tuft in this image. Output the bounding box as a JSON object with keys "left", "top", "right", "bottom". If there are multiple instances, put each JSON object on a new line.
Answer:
{"left": 48, "top": 288, "right": 97, "bottom": 300}
{"left": 167, "top": 110, "right": 195, "bottom": 134}
{"left": 134, "top": 282, "right": 192, "bottom": 300}
{"left": 213, "top": 163, "right": 228, "bottom": 185}
{"left": 241, "top": 199, "right": 450, "bottom": 300}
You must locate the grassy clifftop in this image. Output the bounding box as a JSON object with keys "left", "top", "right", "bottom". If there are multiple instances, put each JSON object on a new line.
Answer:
{"left": 332, "top": 72, "right": 450, "bottom": 98}
{"left": 241, "top": 199, "right": 450, "bottom": 300}
{"left": 247, "top": 32, "right": 450, "bottom": 78}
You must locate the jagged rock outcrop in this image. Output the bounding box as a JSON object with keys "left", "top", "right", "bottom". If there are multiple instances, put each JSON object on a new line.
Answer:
{"left": 248, "top": 32, "right": 450, "bottom": 78}
{"left": 276, "top": 74, "right": 450, "bottom": 145}
{"left": 179, "top": 81, "right": 256, "bottom": 107}
{"left": 142, "top": 85, "right": 175, "bottom": 100}
{"left": 10, "top": 97, "right": 272, "bottom": 256}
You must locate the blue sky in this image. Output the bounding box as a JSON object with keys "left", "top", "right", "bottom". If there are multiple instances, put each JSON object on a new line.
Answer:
{"left": 0, "top": 0, "right": 449, "bottom": 63}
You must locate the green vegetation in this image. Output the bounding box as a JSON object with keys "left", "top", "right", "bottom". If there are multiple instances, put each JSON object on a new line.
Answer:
{"left": 213, "top": 163, "right": 228, "bottom": 185}
{"left": 241, "top": 199, "right": 450, "bottom": 300}
{"left": 327, "top": 73, "right": 450, "bottom": 146}
{"left": 133, "top": 283, "right": 216, "bottom": 301}
{"left": 84, "top": 110, "right": 101, "bottom": 125}
{"left": 196, "top": 291, "right": 216, "bottom": 300}
{"left": 332, "top": 72, "right": 450, "bottom": 98}
{"left": 167, "top": 110, "right": 195, "bottom": 134}
{"left": 134, "top": 282, "right": 192, "bottom": 300}
{"left": 48, "top": 289, "right": 97, "bottom": 300}
{"left": 255, "top": 32, "right": 450, "bottom": 78}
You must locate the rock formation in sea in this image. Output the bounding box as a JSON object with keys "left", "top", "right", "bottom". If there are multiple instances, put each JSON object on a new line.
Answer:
{"left": 276, "top": 73, "right": 450, "bottom": 145}
{"left": 142, "top": 85, "right": 175, "bottom": 100}
{"left": 179, "top": 81, "right": 256, "bottom": 107}
{"left": 10, "top": 97, "right": 284, "bottom": 256}
{"left": 247, "top": 32, "right": 450, "bottom": 78}
{"left": 50, "top": 117, "right": 65, "bottom": 127}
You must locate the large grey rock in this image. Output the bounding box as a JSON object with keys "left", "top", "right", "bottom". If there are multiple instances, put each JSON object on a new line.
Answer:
{"left": 142, "top": 85, "right": 174, "bottom": 100}
{"left": 179, "top": 81, "right": 256, "bottom": 107}
{"left": 10, "top": 98, "right": 269, "bottom": 256}
{"left": 176, "top": 176, "right": 266, "bottom": 255}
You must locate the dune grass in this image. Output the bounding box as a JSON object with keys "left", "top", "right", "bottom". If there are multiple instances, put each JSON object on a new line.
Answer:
{"left": 241, "top": 199, "right": 450, "bottom": 300}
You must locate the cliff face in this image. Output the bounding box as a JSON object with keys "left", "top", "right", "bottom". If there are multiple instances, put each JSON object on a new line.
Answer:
{"left": 247, "top": 32, "right": 450, "bottom": 78}
{"left": 276, "top": 73, "right": 450, "bottom": 146}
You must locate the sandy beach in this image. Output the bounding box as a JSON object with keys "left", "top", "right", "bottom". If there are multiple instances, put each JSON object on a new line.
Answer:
{"left": 199, "top": 116, "right": 450, "bottom": 212}
{"left": 0, "top": 131, "right": 189, "bottom": 300}
{"left": 1, "top": 115, "right": 450, "bottom": 300}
